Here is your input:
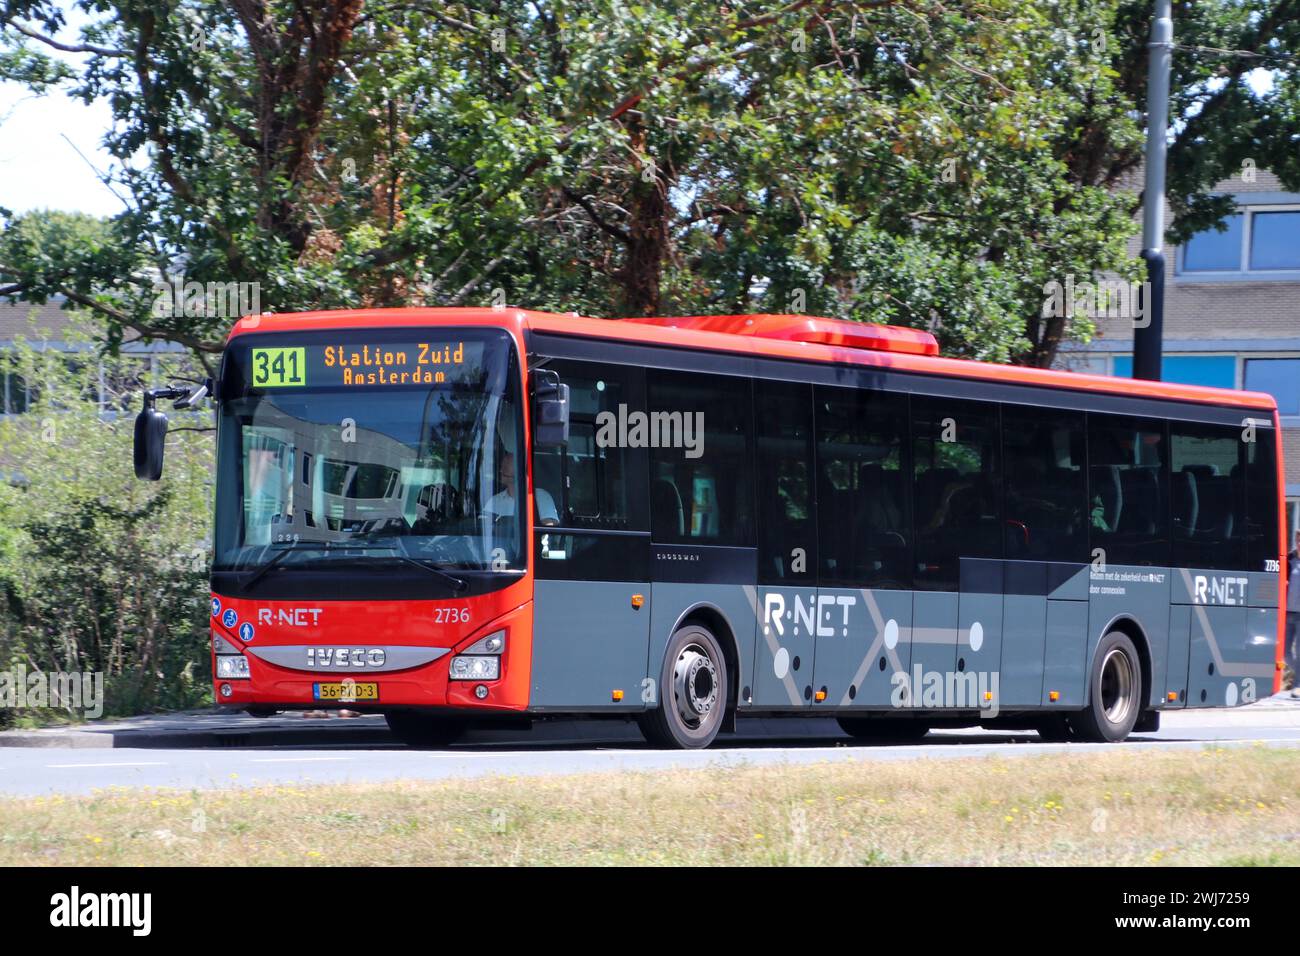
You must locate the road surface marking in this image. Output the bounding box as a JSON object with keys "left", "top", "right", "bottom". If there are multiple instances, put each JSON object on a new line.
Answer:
{"left": 248, "top": 756, "right": 353, "bottom": 763}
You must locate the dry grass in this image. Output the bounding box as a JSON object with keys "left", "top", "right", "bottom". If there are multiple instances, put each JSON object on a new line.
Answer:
{"left": 2, "top": 746, "right": 1297, "bottom": 866}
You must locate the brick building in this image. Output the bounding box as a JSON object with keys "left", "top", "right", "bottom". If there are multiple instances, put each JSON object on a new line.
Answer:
{"left": 1061, "top": 169, "right": 1300, "bottom": 541}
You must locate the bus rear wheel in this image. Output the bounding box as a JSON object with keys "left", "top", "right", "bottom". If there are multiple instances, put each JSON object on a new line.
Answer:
{"left": 1072, "top": 631, "right": 1142, "bottom": 743}
{"left": 837, "top": 717, "right": 930, "bottom": 743}
{"left": 638, "top": 625, "right": 728, "bottom": 749}
{"left": 384, "top": 710, "right": 466, "bottom": 748}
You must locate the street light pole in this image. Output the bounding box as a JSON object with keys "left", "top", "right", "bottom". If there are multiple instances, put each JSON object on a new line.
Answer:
{"left": 1134, "top": 0, "right": 1172, "bottom": 381}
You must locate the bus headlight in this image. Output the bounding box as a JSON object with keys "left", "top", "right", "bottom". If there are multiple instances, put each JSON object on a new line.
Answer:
{"left": 216, "top": 655, "right": 251, "bottom": 679}
{"left": 449, "top": 656, "right": 500, "bottom": 681}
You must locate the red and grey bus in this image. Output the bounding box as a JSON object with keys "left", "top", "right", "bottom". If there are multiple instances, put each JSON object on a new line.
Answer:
{"left": 134, "top": 308, "right": 1286, "bottom": 748}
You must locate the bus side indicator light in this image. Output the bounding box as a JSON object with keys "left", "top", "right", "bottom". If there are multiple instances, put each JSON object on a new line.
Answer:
{"left": 612, "top": 689, "right": 624, "bottom": 702}
{"left": 631, "top": 594, "right": 644, "bottom": 609}
{"left": 1048, "top": 691, "right": 1059, "bottom": 702}
{"left": 814, "top": 689, "right": 826, "bottom": 702}
{"left": 984, "top": 691, "right": 993, "bottom": 702}
{"left": 1168, "top": 691, "right": 1178, "bottom": 701}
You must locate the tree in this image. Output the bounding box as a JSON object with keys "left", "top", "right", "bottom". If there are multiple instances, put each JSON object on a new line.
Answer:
{"left": 1, "top": 1, "right": 1295, "bottom": 366}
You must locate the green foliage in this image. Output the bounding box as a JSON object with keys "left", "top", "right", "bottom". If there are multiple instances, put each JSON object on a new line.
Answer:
{"left": 0, "top": 1, "right": 1295, "bottom": 367}
{"left": 0, "top": 329, "right": 213, "bottom": 722}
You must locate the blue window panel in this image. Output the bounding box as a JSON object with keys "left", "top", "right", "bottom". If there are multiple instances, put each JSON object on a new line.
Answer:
{"left": 1249, "top": 211, "right": 1300, "bottom": 270}
{"left": 1244, "top": 358, "right": 1300, "bottom": 416}
{"left": 1111, "top": 355, "right": 1236, "bottom": 390}
{"left": 1182, "top": 214, "right": 1243, "bottom": 271}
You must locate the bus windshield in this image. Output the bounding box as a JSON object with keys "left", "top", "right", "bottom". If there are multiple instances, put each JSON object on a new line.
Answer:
{"left": 213, "top": 328, "right": 526, "bottom": 581}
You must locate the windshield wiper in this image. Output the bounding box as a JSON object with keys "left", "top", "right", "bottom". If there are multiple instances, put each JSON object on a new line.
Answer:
{"left": 390, "top": 555, "right": 468, "bottom": 593}
{"left": 238, "top": 540, "right": 467, "bottom": 593}
{"left": 238, "top": 541, "right": 332, "bottom": 592}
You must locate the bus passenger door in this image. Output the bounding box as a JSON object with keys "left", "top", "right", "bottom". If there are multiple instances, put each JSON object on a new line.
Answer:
{"left": 527, "top": 360, "right": 651, "bottom": 711}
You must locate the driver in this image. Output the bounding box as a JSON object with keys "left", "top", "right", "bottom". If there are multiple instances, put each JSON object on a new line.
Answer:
{"left": 485, "top": 452, "right": 559, "bottom": 526}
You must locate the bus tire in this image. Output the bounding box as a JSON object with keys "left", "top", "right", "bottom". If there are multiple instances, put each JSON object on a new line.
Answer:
{"left": 638, "top": 624, "right": 728, "bottom": 749}
{"left": 384, "top": 710, "right": 466, "bottom": 748}
{"left": 836, "top": 717, "right": 930, "bottom": 743}
{"left": 1073, "top": 630, "right": 1142, "bottom": 743}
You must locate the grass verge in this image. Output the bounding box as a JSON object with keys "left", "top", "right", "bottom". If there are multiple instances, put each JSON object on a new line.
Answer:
{"left": 2, "top": 746, "right": 1297, "bottom": 865}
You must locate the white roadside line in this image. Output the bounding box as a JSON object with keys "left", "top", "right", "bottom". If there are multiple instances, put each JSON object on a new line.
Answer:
{"left": 248, "top": 756, "right": 353, "bottom": 763}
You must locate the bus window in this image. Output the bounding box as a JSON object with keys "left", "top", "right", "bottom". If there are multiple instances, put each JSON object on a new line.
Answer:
{"left": 1087, "top": 413, "right": 1170, "bottom": 567}
{"left": 755, "top": 379, "right": 816, "bottom": 585}
{"left": 1002, "top": 406, "right": 1087, "bottom": 562}
{"left": 912, "top": 395, "right": 1001, "bottom": 590}
{"left": 814, "top": 384, "right": 911, "bottom": 588}
{"left": 530, "top": 360, "right": 644, "bottom": 532}
{"left": 648, "top": 369, "right": 753, "bottom": 547}
{"left": 1169, "top": 421, "right": 1247, "bottom": 570}
{"left": 1244, "top": 423, "right": 1280, "bottom": 573}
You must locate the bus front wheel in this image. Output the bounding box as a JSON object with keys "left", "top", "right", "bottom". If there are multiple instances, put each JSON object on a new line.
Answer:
{"left": 638, "top": 625, "right": 728, "bottom": 749}
{"left": 384, "top": 710, "right": 466, "bottom": 748}
{"left": 1072, "top": 630, "right": 1142, "bottom": 743}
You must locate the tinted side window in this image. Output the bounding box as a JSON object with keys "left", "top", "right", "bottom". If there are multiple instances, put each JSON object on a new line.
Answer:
{"left": 1245, "top": 423, "right": 1281, "bottom": 572}
{"left": 1169, "top": 421, "right": 1247, "bottom": 570}
{"left": 1087, "top": 414, "right": 1169, "bottom": 567}
{"left": 912, "top": 396, "right": 1001, "bottom": 590}
{"left": 755, "top": 379, "right": 817, "bottom": 585}
{"left": 814, "top": 385, "right": 911, "bottom": 589}
{"left": 531, "top": 359, "right": 647, "bottom": 531}
{"left": 1002, "top": 405, "right": 1088, "bottom": 562}
{"left": 648, "top": 370, "right": 754, "bottom": 547}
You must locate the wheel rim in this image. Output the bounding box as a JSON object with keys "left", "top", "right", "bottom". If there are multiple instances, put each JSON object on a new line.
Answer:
{"left": 1099, "top": 647, "right": 1135, "bottom": 725}
{"left": 672, "top": 642, "right": 719, "bottom": 729}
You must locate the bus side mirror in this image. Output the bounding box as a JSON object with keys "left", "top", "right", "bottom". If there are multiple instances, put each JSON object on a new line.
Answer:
{"left": 532, "top": 370, "right": 569, "bottom": 447}
{"left": 134, "top": 402, "right": 168, "bottom": 481}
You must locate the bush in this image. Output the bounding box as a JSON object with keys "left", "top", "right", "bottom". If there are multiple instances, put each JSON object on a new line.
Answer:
{"left": 0, "top": 331, "right": 214, "bottom": 723}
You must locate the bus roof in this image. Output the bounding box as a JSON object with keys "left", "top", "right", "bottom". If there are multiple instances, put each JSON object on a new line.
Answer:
{"left": 226, "top": 307, "right": 1278, "bottom": 414}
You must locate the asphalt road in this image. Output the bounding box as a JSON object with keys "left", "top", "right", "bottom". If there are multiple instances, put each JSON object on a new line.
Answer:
{"left": 1, "top": 698, "right": 1298, "bottom": 796}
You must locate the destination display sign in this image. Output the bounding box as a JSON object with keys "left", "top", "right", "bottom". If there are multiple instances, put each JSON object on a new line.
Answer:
{"left": 249, "top": 340, "right": 476, "bottom": 389}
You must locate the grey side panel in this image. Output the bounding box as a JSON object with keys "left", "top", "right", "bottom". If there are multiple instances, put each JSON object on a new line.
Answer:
{"left": 816, "top": 587, "right": 913, "bottom": 709}
{"left": 1164, "top": 605, "right": 1190, "bottom": 708}
{"left": 751, "top": 586, "right": 815, "bottom": 709}
{"left": 1001, "top": 589, "right": 1047, "bottom": 707}
{"left": 910, "top": 590, "right": 959, "bottom": 684}
{"left": 530, "top": 580, "right": 650, "bottom": 710}
{"left": 648, "top": 584, "right": 757, "bottom": 707}
{"left": 1188, "top": 606, "right": 1246, "bottom": 708}
{"left": 1174, "top": 567, "right": 1276, "bottom": 710}
{"left": 960, "top": 595, "right": 1003, "bottom": 710}
{"left": 1042, "top": 600, "right": 1088, "bottom": 706}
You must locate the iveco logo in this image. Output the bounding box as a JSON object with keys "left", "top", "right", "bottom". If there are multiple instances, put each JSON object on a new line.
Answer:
{"left": 307, "top": 647, "right": 386, "bottom": 668}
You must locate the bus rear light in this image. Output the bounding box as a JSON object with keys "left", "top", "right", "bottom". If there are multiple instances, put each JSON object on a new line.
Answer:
{"left": 450, "top": 656, "right": 500, "bottom": 681}
{"left": 216, "top": 656, "right": 251, "bottom": 679}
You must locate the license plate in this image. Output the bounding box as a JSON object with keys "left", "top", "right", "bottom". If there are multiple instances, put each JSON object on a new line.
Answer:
{"left": 312, "top": 682, "right": 378, "bottom": 702}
